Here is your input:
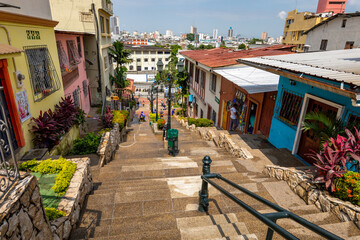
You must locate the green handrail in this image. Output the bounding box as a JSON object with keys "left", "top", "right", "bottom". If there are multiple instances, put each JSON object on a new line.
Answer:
{"left": 198, "top": 155, "right": 344, "bottom": 240}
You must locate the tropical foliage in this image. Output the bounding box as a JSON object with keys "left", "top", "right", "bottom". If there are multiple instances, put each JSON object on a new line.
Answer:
{"left": 71, "top": 133, "right": 102, "bottom": 155}
{"left": 310, "top": 128, "right": 360, "bottom": 192}
{"left": 45, "top": 207, "right": 66, "bottom": 221}
{"left": 29, "top": 96, "right": 82, "bottom": 149}
{"left": 334, "top": 171, "right": 360, "bottom": 205}
{"left": 188, "top": 118, "right": 214, "bottom": 127}
{"left": 109, "top": 41, "right": 132, "bottom": 100}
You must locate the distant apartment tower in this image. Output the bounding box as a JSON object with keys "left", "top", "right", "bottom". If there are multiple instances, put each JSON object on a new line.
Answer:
{"left": 190, "top": 25, "right": 197, "bottom": 34}
{"left": 165, "top": 30, "right": 173, "bottom": 38}
{"left": 228, "top": 27, "right": 233, "bottom": 38}
{"left": 110, "top": 16, "right": 120, "bottom": 35}
{"left": 261, "top": 32, "right": 268, "bottom": 40}
{"left": 213, "top": 29, "right": 218, "bottom": 39}
{"left": 317, "top": 0, "right": 347, "bottom": 14}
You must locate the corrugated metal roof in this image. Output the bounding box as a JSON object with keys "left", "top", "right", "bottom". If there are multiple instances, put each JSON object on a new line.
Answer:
{"left": 0, "top": 44, "right": 23, "bottom": 55}
{"left": 239, "top": 49, "right": 360, "bottom": 86}
{"left": 180, "top": 45, "right": 294, "bottom": 68}
{"left": 214, "top": 66, "right": 280, "bottom": 94}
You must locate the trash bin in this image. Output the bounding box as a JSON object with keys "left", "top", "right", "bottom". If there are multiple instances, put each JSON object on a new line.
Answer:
{"left": 167, "top": 128, "right": 179, "bottom": 156}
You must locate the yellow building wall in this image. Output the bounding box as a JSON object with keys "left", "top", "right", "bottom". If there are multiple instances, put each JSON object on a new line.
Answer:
{"left": 282, "top": 10, "right": 327, "bottom": 52}
{"left": 0, "top": 21, "right": 65, "bottom": 158}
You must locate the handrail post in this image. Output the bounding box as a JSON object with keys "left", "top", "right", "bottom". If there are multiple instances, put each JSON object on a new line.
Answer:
{"left": 198, "top": 155, "right": 212, "bottom": 212}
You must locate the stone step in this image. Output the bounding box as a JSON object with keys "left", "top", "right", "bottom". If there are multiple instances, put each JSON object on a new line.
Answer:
{"left": 86, "top": 229, "right": 181, "bottom": 240}
{"left": 176, "top": 213, "right": 239, "bottom": 229}
{"left": 179, "top": 222, "right": 250, "bottom": 240}
{"left": 277, "top": 212, "right": 340, "bottom": 228}
{"left": 289, "top": 221, "right": 360, "bottom": 239}
{"left": 206, "top": 234, "right": 258, "bottom": 240}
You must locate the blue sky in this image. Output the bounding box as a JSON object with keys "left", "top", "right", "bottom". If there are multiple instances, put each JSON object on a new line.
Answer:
{"left": 113, "top": 0, "right": 360, "bottom": 38}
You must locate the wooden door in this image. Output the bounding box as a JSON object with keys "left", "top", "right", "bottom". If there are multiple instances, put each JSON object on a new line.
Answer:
{"left": 207, "top": 105, "right": 212, "bottom": 120}
{"left": 222, "top": 101, "right": 228, "bottom": 129}
{"left": 258, "top": 92, "right": 276, "bottom": 138}
{"left": 297, "top": 99, "right": 337, "bottom": 164}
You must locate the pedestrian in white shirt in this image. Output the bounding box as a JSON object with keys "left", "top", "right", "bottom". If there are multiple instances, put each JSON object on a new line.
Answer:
{"left": 229, "top": 104, "right": 238, "bottom": 131}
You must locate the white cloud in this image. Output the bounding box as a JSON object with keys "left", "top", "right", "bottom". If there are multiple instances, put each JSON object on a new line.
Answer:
{"left": 277, "top": 11, "right": 287, "bottom": 20}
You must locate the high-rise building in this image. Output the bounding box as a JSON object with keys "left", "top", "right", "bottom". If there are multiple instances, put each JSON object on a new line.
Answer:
{"left": 228, "top": 27, "right": 233, "bottom": 38}
{"left": 316, "top": 0, "right": 347, "bottom": 14}
{"left": 213, "top": 29, "right": 218, "bottom": 39}
{"left": 165, "top": 30, "right": 173, "bottom": 38}
{"left": 110, "top": 16, "right": 120, "bottom": 35}
{"left": 190, "top": 26, "right": 197, "bottom": 34}
{"left": 261, "top": 32, "right": 268, "bottom": 40}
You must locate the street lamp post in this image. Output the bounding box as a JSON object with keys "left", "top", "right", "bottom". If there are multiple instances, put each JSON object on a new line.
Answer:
{"left": 155, "top": 84, "right": 159, "bottom": 121}
{"left": 150, "top": 84, "right": 154, "bottom": 113}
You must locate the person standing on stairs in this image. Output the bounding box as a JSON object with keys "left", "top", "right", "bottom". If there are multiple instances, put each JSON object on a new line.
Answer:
{"left": 229, "top": 103, "right": 238, "bottom": 131}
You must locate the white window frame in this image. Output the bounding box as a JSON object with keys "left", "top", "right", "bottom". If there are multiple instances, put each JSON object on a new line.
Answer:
{"left": 292, "top": 93, "right": 344, "bottom": 155}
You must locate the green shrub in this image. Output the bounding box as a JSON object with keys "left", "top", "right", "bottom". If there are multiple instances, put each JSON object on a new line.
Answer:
{"left": 19, "top": 159, "right": 39, "bottom": 172}
{"left": 19, "top": 157, "right": 77, "bottom": 195}
{"left": 187, "top": 118, "right": 213, "bottom": 127}
{"left": 113, "top": 110, "right": 129, "bottom": 129}
{"left": 71, "top": 132, "right": 101, "bottom": 155}
{"left": 130, "top": 101, "right": 136, "bottom": 109}
{"left": 334, "top": 171, "right": 360, "bottom": 205}
{"left": 149, "top": 113, "right": 156, "bottom": 122}
{"left": 45, "top": 207, "right": 66, "bottom": 221}
{"left": 157, "top": 119, "right": 165, "bottom": 130}
{"left": 98, "top": 128, "right": 112, "bottom": 136}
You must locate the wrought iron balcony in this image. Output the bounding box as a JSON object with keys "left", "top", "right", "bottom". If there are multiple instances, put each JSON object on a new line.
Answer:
{"left": 101, "top": 0, "right": 113, "bottom": 15}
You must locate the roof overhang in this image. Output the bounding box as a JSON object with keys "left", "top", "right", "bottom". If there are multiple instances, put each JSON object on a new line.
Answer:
{"left": 0, "top": 43, "right": 23, "bottom": 56}
{"left": 239, "top": 59, "right": 359, "bottom": 102}
{"left": 0, "top": 10, "right": 58, "bottom": 27}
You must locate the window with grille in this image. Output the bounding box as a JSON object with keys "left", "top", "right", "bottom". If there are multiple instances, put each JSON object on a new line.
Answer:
{"left": 276, "top": 89, "right": 304, "bottom": 127}
{"left": 56, "top": 41, "right": 70, "bottom": 73}
{"left": 104, "top": 56, "right": 109, "bottom": 69}
{"left": 83, "top": 80, "right": 88, "bottom": 96}
{"left": 76, "top": 36, "right": 82, "bottom": 57}
{"left": 195, "top": 68, "right": 199, "bottom": 83}
{"left": 210, "top": 74, "right": 216, "bottom": 92}
{"left": 320, "top": 39, "right": 328, "bottom": 51}
{"left": 200, "top": 71, "right": 205, "bottom": 89}
{"left": 72, "top": 88, "right": 80, "bottom": 107}
{"left": 24, "top": 45, "right": 61, "bottom": 101}
{"left": 67, "top": 40, "right": 81, "bottom": 65}
{"left": 212, "top": 109, "right": 216, "bottom": 123}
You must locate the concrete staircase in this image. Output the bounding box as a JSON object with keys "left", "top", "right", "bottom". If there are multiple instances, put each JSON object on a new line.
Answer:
{"left": 70, "top": 118, "right": 360, "bottom": 240}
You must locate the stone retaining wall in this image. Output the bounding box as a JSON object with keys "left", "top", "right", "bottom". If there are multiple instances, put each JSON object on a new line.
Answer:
{"left": 0, "top": 157, "right": 92, "bottom": 240}
{"left": 151, "top": 123, "right": 163, "bottom": 135}
{"left": 51, "top": 157, "right": 92, "bottom": 239}
{"left": 50, "top": 126, "right": 80, "bottom": 156}
{"left": 174, "top": 115, "right": 252, "bottom": 159}
{"left": 0, "top": 174, "right": 53, "bottom": 240}
{"left": 97, "top": 123, "right": 121, "bottom": 167}
{"left": 264, "top": 165, "right": 360, "bottom": 229}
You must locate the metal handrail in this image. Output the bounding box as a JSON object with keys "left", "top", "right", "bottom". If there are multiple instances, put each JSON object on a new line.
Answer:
{"left": 198, "top": 155, "right": 343, "bottom": 240}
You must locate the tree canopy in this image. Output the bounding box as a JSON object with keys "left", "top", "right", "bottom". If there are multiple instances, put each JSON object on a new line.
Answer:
{"left": 186, "top": 33, "right": 195, "bottom": 41}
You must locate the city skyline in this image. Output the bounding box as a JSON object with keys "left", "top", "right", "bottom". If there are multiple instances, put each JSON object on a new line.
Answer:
{"left": 113, "top": 0, "right": 360, "bottom": 38}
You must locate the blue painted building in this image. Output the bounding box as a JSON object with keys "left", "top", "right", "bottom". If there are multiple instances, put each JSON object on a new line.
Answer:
{"left": 239, "top": 49, "right": 360, "bottom": 164}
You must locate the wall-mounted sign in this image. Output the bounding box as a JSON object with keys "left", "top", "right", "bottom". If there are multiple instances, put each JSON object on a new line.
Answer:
{"left": 215, "top": 96, "right": 220, "bottom": 104}
{"left": 188, "top": 95, "right": 193, "bottom": 102}
{"left": 15, "top": 90, "right": 31, "bottom": 122}
{"left": 26, "top": 30, "right": 40, "bottom": 40}
{"left": 111, "top": 96, "right": 119, "bottom": 101}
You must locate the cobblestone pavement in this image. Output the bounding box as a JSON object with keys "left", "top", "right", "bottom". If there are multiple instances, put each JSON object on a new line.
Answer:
{"left": 70, "top": 106, "right": 360, "bottom": 239}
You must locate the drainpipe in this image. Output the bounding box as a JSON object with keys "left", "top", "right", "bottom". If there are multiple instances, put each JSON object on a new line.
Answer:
{"left": 91, "top": 3, "right": 104, "bottom": 113}
{"left": 0, "top": 25, "right": 24, "bottom": 88}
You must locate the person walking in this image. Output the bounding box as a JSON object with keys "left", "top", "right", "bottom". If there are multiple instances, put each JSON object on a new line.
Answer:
{"left": 229, "top": 103, "right": 238, "bottom": 131}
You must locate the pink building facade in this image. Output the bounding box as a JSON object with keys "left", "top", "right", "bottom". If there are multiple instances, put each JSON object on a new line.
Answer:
{"left": 317, "top": 0, "right": 347, "bottom": 14}
{"left": 55, "top": 32, "right": 91, "bottom": 113}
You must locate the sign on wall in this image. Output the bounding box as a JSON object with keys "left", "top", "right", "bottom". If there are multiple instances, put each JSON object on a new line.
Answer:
{"left": 15, "top": 90, "right": 31, "bottom": 122}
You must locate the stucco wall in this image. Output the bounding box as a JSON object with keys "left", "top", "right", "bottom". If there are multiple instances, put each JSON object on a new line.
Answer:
{"left": 55, "top": 33, "right": 91, "bottom": 113}
{"left": 305, "top": 16, "right": 360, "bottom": 51}
{"left": 1, "top": 0, "right": 52, "bottom": 20}
{"left": 268, "top": 76, "right": 360, "bottom": 152}
{"left": 203, "top": 71, "right": 221, "bottom": 126}
{"left": 0, "top": 20, "right": 65, "bottom": 158}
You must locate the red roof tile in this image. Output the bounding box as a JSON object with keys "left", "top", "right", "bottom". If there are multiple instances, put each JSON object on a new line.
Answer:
{"left": 180, "top": 45, "right": 294, "bottom": 68}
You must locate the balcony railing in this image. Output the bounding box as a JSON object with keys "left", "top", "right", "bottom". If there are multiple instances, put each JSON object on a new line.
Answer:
{"left": 198, "top": 155, "right": 343, "bottom": 240}
{"left": 102, "top": 0, "right": 113, "bottom": 15}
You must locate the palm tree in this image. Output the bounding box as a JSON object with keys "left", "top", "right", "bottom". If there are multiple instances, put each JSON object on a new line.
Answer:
{"left": 302, "top": 111, "right": 347, "bottom": 145}
{"left": 108, "top": 41, "right": 132, "bottom": 108}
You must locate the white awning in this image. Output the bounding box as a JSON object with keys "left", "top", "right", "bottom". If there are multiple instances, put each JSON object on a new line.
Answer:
{"left": 214, "top": 66, "right": 280, "bottom": 94}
